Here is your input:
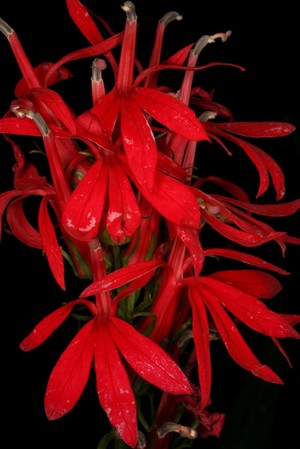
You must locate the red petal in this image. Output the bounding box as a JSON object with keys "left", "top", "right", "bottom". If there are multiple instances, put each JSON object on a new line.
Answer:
{"left": 216, "top": 121, "right": 296, "bottom": 138}
{"left": 44, "top": 33, "right": 123, "bottom": 86}
{"left": 203, "top": 248, "right": 289, "bottom": 275}
{"left": 107, "top": 160, "right": 141, "bottom": 243}
{"left": 109, "top": 317, "right": 193, "bottom": 395}
{"left": 220, "top": 196, "right": 300, "bottom": 217}
{"left": 80, "top": 259, "right": 164, "bottom": 297}
{"left": 66, "top": 0, "right": 104, "bottom": 44}
{"left": 202, "top": 289, "right": 283, "bottom": 383}
{"left": 19, "top": 300, "right": 93, "bottom": 351}
{"left": 15, "top": 63, "right": 73, "bottom": 96}
{"left": 202, "top": 209, "right": 284, "bottom": 246}
{"left": 176, "top": 224, "right": 204, "bottom": 275}
{"left": 188, "top": 282, "right": 212, "bottom": 410}
{"left": 120, "top": 93, "right": 158, "bottom": 190}
{"left": 206, "top": 125, "right": 270, "bottom": 197}
{"left": 91, "top": 89, "right": 121, "bottom": 138}
{"left": 209, "top": 269, "right": 283, "bottom": 298}
{"left": 253, "top": 146, "right": 286, "bottom": 200}
{"left": 133, "top": 87, "right": 209, "bottom": 141}
{"left": 201, "top": 277, "right": 300, "bottom": 338}
{"left": 6, "top": 199, "right": 43, "bottom": 248}
{"left": 164, "top": 44, "right": 194, "bottom": 65}
{"left": 0, "top": 190, "right": 19, "bottom": 239}
{"left": 31, "top": 87, "right": 76, "bottom": 134}
{"left": 38, "top": 196, "right": 65, "bottom": 290}
{"left": 45, "top": 319, "right": 96, "bottom": 420}
{"left": 95, "top": 323, "right": 137, "bottom": 448}
{"left": 137, "top": 170, "right": 200, "bottom": 228}
{"left": 62, "top": 159, "right": 108, "bottom": 241}
{"left": 0, "top": 117, "right": 40, "bottom": 135}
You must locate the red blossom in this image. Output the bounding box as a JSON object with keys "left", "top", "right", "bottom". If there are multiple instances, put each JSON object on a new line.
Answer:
{"left": 20, "top": 296, "right": 192, "bottom": 448}
{"left": 181, "top": 270, "right": 300, "bottom": 410}
{"left": 0, "top": 2, "right": 299, "bottom": 448}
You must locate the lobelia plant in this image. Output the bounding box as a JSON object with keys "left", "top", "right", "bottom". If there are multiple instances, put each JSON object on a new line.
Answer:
{"left": 1, "top": 1, "right": 300, "bottom": 448}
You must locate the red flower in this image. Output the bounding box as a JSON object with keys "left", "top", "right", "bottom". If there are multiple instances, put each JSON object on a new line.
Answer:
{"left": 192, "top": 177, "right": 300, "bottom": 251}
{"left": 181, "top": 269, "right": 300, "bottom": 410}
{"left": 83, "top": 2, "right": 209, "bottom": 191}
{"left": 20, "top": 295, "right": 192, "bottom": 448}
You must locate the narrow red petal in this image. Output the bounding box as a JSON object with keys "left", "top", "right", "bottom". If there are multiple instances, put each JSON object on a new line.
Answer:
{"left": 91, "top": 89, "right": 121, "bottom": 138}
{"left": 120, "top": 93, "right": 157, "bottom": 190}
{"left": 188, "top": 283, "right": 212, "bottom": 410}
{"left": 15, "top": 63, "right": 73, "bottom": 97}
{"left": 203, "top": 248, "right": 289, "bottom": 275}
{"left": 95, "top": 323, "right": 137, "bottom": 448}
{"left": 217, "top": 121, "right": 296, "bottom": 138}
{"left": 109, "top": 317, "right": 193, "bottom": 395}
{"left": 31, "top": 87, "right": 76, "bottom": 134}
{"left": 0, "top": 190, "right": 19, "bottom": 239}
{"left": 45, "top": 319, "right": 96, "bottom": 420}
{"left": 6, "top": 199, "right": 43, "bottom": 248}
{"left": 209, "top": 269, "right": 283, "bottom": 298}
{"left": 202, "top": 289, "right": 283, "bottom": 383}
{"left": 66, "top": 0, "right": 104, "bottom": 44}
{"left": 206, "top": 125, "right": 270, "bottom": 197}
{"left": 253, "top": 146, "right": 286, "bottom": 200}
{"left": 0, "top": 117, "right": 40, "bottom": 136}
{"left": 176, "top": 224, "right": 204, "bottom": 275}
{"left": 62, "top": 159, "right": 108, "bottom": 241}
{"left": 44, "top": 33, "right": 123, "bottom": 86}
{"left": 38, "top": 196, "right": 65, "bottom": 290}
{"left": 107, "top": 161, "right": 141, "bottom": 243}
{"left": 80, "top": 259, "right": 164, "bottom": 297}
{"left": 19, "top": 302, "right": 75, "bottom": 351}
{"left": 136, "top": 170, "right": 200, "bottom": 228}
{"left": 221, "top": 196, "right": 300, "bottom": 217}
{"left": 201, "top": 277, "right": 299, "bottom": 338}
{"left": 133, "top": 87, "right": 209, "bottom": 141}
{"left": 202, "top": 210, "right": 284, "bottom": 246}
{"left": 164, "top": 44, "right": 194, "bottom": 65}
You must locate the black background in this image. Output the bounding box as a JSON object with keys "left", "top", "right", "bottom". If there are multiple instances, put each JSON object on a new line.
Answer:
{"left": 1, "top": 1, "right": 299, "bottom": 448}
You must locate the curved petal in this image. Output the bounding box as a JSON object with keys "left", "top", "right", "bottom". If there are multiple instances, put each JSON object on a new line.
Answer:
{"left": 19, "top": 299, "right": 95, "bottom": 351}
{"left": 133, "top": 87, "right": 209, "bottom": 142}
{"left": 209, "top": 269, "right": 283, "bottom": 299}
{"left": 38, "top": 196, "right": 65, "bottom": 290}
{"left": 6, "top": 198, "right": 43, "bottom": 248}
{"left": 216, "top": 122, "right": 296, "bottom": 138}
{"left": 80, "top": 259, "right": 164, "bottom": 297}
{"left": 203, "top": 248, "right": 289, "bottom": 275}
{"left": 137, "top": 170, "right": 200, "bottom": 228}
{"left": 109, "top": 316, "right": 193, "bottom": 395}
{"left": 201, "top": 287, "right": 283, "bottom": 383}
{"left": 66, "top": 0, "right": 104, "bottom": 44}
{"left": 62, "top": 159, "right": 108, "bottom": 241}
{"left": 120, "top": 93, "right": 157, "bottom": 190}
{"left": 95, "top": 323, "right": 137, "bottom": 448}
{"left": 45, "top": 319, "right": 96, "bottom": 420}
{"left": 201, "top": 277, "right": 300, "bottom": 338}
{"left": 188, "top": 282, "right": 212, "bottom": 410}
{"left": 107, "top": 160, "right": 141, "bottom": 243}
{"left": 31, "top": 87, "right": 76, "bottom": 134}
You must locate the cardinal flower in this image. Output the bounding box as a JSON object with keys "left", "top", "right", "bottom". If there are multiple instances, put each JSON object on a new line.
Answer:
{"left": 180, "top": 269, "right": 300, "bottom": 410}
{"left": 20, "top": 258, "right": 193, "bottom": 448}
{"left": 74, "top": 1, "right": 209, "bottom": 191}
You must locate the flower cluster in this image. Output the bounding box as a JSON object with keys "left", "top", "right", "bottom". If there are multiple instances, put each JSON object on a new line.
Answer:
{"left": 1, "top": 1, "right": 299, "bottom": 448}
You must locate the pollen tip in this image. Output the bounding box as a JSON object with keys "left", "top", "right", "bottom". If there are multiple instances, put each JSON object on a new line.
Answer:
{"left": 0, "top": 17, "right": 13, "bottom": 37}
{"left": 121, "top": 1, "right": 137, "bottom": 22}
{"left": 159, "top": 11, "right": 183, "bottom": 26}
